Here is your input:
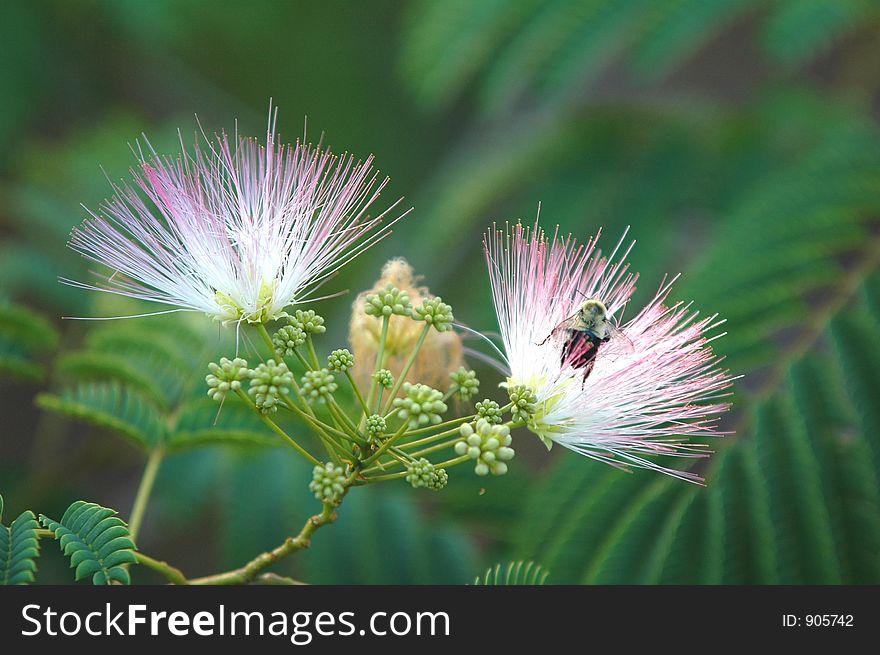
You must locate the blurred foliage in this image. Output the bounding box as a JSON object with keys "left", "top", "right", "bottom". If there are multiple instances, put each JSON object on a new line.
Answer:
{"left": 2, "top": 0, "right": 880, "bottom": 583}
{"left": 473, "top": 560, "right": 550, "bottom": 585}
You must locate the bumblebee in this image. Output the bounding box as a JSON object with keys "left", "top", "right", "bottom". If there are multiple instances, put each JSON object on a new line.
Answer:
{"left": 540, "top": 298, "right": 633, "bottom": 383}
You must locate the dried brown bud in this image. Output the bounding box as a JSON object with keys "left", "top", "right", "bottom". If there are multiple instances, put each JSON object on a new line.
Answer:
{"left": 349, "top": 258, "right": 463, "bottom": 393}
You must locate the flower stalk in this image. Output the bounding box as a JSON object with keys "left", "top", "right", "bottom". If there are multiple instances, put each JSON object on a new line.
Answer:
{"left": 128, "top": 443, "right": 165, "bottom": 542}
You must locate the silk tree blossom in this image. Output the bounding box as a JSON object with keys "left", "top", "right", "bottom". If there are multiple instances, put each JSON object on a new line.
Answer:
{"left": 484, "top": 222, "right": 733, "bottom": 483}
{"left": 66, "top": 110, "right": 407, "bottom": 324}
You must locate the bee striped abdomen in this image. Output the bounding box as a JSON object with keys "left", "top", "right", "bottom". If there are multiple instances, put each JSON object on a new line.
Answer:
{"left": 561, "top": 330, "right": 604, "bottom": 377}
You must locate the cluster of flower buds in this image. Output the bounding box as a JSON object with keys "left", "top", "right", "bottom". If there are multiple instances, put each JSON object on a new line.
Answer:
{"left": 508, "top": 385, "right": 537, "bottom": 423}
{"left": 206, "top": 357, "right": 298, "bottom": 414}
{"left": 393, "top": 383, "right": 448, "bottom": 429}
{"left": 327, "top": 348, "right": 354, "bottom": 373}
{"left": 301, "top": 368, "right": 338, "bottom": 404}
{"left": 272, "top": 325, "right": 306, "bottom": 358}
{"left": 364, "top": 283, "right": 413, "bottom": 317}
{"left": 309, "top": 462, "right": 347, "bottom": 503}
{"left": 291, "top": 309, "right": 326, "bottom": 336}
{"left": 205, "top": 357, "right": 250, "bottom": 402}
{"left": 475, "top": 399, "right": 503, "bottom": 424}
{"left": 413, "top": 297, "right": 454, "bottom": 332}
{"left": 449, "top": 367, "right": 479, "bottom": 401}
{"left": 373, "top": 369, "right": 394, "bottom": 389}
{"left": 456, "top": 419, "right": 515, "bottom": 476}
{"left": 365, "top": 414, "right": 386, "bottom": 441}
{"left": 249, "top": 360, "right": 294, "bottom": 413}
{"left": 405, "top": 458, "right": 448, "bottom": 491}
{"left": 204, "top": 289, "right": 533, "bottom": 495}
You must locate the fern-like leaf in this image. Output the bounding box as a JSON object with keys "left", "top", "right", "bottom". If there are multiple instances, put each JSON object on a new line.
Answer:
{"left": 36, "top": 383, "right": 164, "bottom": 451}
{"left": 0, "top": 302, "right": 59, "bottom": 352}
{"left": 0, "top": 303, "right": 58, "bottom": 382}
{"left": 169, "top": 399, "right": 277, "bottom": 451}
{"left": 473, "top": 560, "right": 549, "bottom": 585}
{"left": 0, "top": 496, "right": 40, "bottom": 585}
{"left": 39, "top": 501, "right": 138, "bottom": 585}
{"left": 0, "top": 336, "right": 45, "bottom": 382}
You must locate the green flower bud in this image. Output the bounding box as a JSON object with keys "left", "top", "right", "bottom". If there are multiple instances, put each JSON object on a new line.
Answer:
{"left": 365, "top": 414, "right": 386, "bottom": 441}
{"left": 364, "top": 283, "right": 412, "bottom": 318}
{"left": 327, "top": 348, "right": 355, "bottom": 373}
{"left": 309, "top": 462, "right": 347, "bottom": 503}
{"left": 413, "top": 296, "right": 454, "bottom": 332}
{"left": 248, "top": 359, "right": 294, "bottom": 413}
{"left": 290, "top": 309, "right": 326, "bottom": 335}
{"left": 455, "top": 419, "right": 515, "bottom": 476}
{"left": 405, "top": 458, "right": 448, "bottom": 491}
{"left": 206, "top": 357, "right": 249, "bottom": 402}
{"left": 475, "top": 399, "right": 503, "bottom": 424}
{"left": 508, "top": 384, "right": 537, "bottom": 423}
{"left": 272, "top": 325, "right": 306, "bottom": 358}
{"left": 300, "top": 368, "right": 338, "bottom": 404}
{"left": 392, "top": 382, "right": 448, "bottom": 429}
{"left": 449, "top": 367, "right": 479, "bottom": 402}
{"left": 373, "top": 369, "right": 394, "bottom": 389}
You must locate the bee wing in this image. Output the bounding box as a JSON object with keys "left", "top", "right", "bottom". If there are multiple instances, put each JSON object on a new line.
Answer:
{"left": 596, "top": 325, "right": 635, "bottom": 361}
{"left": 537, "top": 312, "right": 580, "bottom": 345}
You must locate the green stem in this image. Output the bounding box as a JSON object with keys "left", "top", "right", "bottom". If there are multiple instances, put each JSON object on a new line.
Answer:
{"left": 330, "top": 400, "right": 366, "bottom": 442}
{"left": 282, "top": 396, "right": 351, "bottom": 442}
{"left": 128, "top": 444, "right": 164, "bottom": 542}
{"left": 364, "top": 315, "right": 390, "bottom": 418}
{"left": 188, "top": 468, "right": 360, "bottom": 585}
{"left": 410, "top": 437, "right": 463, "bottom": 459}
{"left": 279, "top": 394, "right": 346, "bottom": 463}
{"left": 433, "top": 454, "right": 471, "bottom": 469}
{"left": 306, "top": 336, "right": 321, "bottom": 369}
{"left": 363, "top": 436, "right": 461, "bottom": 475}
{"left": 255, "top": 323, "right": 276, "bottom": 355}
{"left": 364, "top": 470, "right": 409, "bottom": 483}
{"left": 236, "top": 390, "right": 321, "bottom": 466}
{"left": 374, "top": 386, "right": 386, "bottom": 415}
{"left": 255, "top": 323, "right": 337, "bottom": 458}
{"left": 381, "top": 323, "right": 431, "bottom": 414}
{"left": 293, "top": 349, "right": 313, "bottom": 371}
{"left": 404, "top": 414, "right": 476, "bottom": 439}
{"left": 346, "top": 371, "right": 371, "bottom": 416}
{"left": 189, "top": 502, "right": 335, "bottom": 585}
{"left": 136, "top": 552, "right": 189, "bottom": 585}
{"left": 253, "top": 572, "right": 307, "bottom": 585}
{"left": 362, "top": 420, "right": 408, "bottom": 466}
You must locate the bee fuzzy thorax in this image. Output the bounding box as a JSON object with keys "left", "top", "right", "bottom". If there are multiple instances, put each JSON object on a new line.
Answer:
{"left": 577, "top": 298, "right": 609, "bottom": 334}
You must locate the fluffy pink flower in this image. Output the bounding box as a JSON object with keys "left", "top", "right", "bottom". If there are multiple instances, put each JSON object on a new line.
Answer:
{"left": 67, "top": 109, "right": 406, "bottom": 324}
{"left": 484, "top": 221, "right": 733, "bottom": 483}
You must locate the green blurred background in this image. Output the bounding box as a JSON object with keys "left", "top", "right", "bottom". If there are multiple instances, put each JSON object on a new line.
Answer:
{"left": 2, "top": 0, "right": 880, "bottom": 584}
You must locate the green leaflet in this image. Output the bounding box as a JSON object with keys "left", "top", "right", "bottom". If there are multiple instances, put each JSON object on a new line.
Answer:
{"left": 38, "top": 317, "right": 286, "bottom": 455}
{"left": 400, "top": 0, "right": 873, "bottom": 114}
{"left": 0, "top": 303, "right": 58, "bottom": 382}
{"left": 760, "top": 0, "right": 873, "bottom": 66}
{"left": 39, "top": 501, "right": 138, "bottom": 586}
{"left": 57, "top": 351, "right": 178, "bottom": 411}
{"left": 0, "top": 495, "right": 40, "bottom": 585}
{"left": 37, "top": 383, "right": 165, "bottom": 452}
{"left": 169, "top": 399, "right": 278, "bottom": 451}
{"left": 472, "top": 560, "right": 549, "bottom": 585}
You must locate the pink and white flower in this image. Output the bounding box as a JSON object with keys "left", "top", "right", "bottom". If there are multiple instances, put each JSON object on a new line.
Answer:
{"left": 67, "top": 109, "right": 406, "bottom": 324}
{"left": 484, "top": 221, "right": 733, "bottom": 483}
